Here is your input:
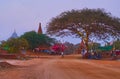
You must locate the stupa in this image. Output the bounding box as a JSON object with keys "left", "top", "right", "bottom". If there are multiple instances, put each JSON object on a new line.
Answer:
{"left": 10, "top": 30, "right": 18, "bottom": 39}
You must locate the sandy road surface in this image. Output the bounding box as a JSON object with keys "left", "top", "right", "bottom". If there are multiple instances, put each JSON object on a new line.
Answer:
{"left": 0, "top": 55, "right": 120, "bottom": 79}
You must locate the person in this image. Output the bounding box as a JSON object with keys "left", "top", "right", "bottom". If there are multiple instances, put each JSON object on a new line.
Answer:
{"left": 97, "top": 52, "right": 102, "bottom": 59}
{"left": 111, "top": 51, "right": 117, "bottom": 60}
{"left": 61, "top": 52, "right": 64, "bottom": 58}
{"left": 81, "top": 49, "right": 86, "bottom": 58}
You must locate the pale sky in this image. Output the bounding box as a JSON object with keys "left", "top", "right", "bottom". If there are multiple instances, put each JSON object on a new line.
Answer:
{"left": 0, "top": 0, "right": 120, "bottom": 44}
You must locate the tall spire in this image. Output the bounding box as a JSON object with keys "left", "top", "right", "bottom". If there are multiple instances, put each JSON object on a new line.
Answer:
{"left": 38, "top": 23, "right": 42, "bottom": 34}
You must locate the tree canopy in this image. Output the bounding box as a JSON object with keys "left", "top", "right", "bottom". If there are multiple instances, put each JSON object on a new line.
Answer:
{"left": 113, "top": 39, "right": 120, "bottom": 50}
{"left": 20, "top": 31, "right": 56, "bottom": 49}
{"left": 46, "top": 8, "right": 120, "bottom": 53}
{"left": 88, "top": 42, "right": 101, "bottom": 52}
{"left": 1, "top": 38, "right": 29, "bottom": 53}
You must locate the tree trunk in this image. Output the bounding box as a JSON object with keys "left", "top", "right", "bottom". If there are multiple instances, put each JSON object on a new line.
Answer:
{"left": 85, "top": 32, "right": 89, "bottom": 54}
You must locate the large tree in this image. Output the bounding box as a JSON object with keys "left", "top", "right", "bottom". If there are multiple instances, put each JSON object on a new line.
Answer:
{"left": 46, "top": 8, "right": 120, "bottom": 53}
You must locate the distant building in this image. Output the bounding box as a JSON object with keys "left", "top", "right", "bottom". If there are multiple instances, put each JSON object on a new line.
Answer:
{"left": 10, "top": 30, "right": 18, "bottom": 39}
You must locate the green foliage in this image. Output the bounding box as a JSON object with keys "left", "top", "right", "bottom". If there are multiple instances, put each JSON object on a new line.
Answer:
{"left": 20, "top": 31, "right": 56, "bottom": 49}
{"left": 20, "top": 31, "right": 37, "bottom": 49}
{"left": 18, "top": 38, "right": 29, "bottom": 49}
{"left": 1, "top": 38, "right": 29, "bottom": 53}
{"left": 113, "top": 39, "right": 120, "bottom": 50}
{"left": 8, "top": 46, "right": 18, "bottom": 54}
{"left": 88, "top": 42, "right": 101, "bottom": 51}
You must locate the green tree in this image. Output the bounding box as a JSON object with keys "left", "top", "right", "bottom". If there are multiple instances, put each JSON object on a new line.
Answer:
{"left": 113, "top": 39, "right": 120, "bottom": 50}
{"left": 18, "top": 38, "right": 29, "bottom": 50}
{"left": 1, "top": 38, "right": 29, "bottom": 53}
{"left": 20, "top": 31, "right": 56, "bottom": 49}
{"left": 88, "top": 42, "right": 101, "bottom": 52}
{"left": 46, "top": 8, "right": 120, "bottom": 53}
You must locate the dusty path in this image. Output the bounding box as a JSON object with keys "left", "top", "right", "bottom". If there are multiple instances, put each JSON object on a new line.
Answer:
{"left": 0, "top": 55, "right": 120, "bottom": 79}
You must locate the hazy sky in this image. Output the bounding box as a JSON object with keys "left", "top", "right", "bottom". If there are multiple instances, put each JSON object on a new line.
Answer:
{"left": 0, "top": 0, "right": 120, "bottom": 44}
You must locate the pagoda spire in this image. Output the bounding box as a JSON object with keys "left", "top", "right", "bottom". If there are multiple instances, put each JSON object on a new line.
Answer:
{"left": 10, "top": 29, "right": 18, "bottom": 39}
{"left": 38, "top": 23, "right": 42, "bottom": 34}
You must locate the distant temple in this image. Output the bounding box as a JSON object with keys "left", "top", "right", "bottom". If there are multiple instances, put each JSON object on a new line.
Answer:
{"left": 38, "top": 23, "right": 42, "bottom": 34}
{"left": 10, "top": 30, "right": 18, "bottom": 39}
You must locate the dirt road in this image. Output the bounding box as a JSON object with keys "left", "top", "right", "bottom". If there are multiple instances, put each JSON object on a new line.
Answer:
{"left": 0, "top": 55, "right": 120, "bottom": 79}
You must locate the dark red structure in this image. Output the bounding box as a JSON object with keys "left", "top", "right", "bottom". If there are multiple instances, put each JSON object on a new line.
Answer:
{"left": 38, "top": 23, "right": 42, "bottom": 34}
